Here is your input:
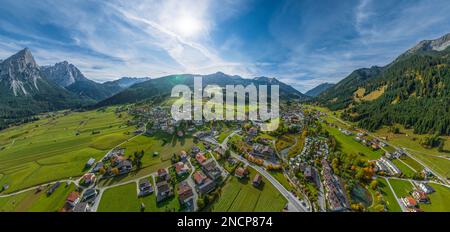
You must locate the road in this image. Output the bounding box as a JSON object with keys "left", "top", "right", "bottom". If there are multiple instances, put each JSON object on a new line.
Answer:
{"left": 315, "top": 172, "right": 326, "bottom": 212}
{"left": 217, "top": 130, "right": 310, "bottom": 212}
{"left": 186, "top": 159, "right": 199, "bottom": 212}
{"left": 382, "top": 177, "right": 407, "bottom": 212}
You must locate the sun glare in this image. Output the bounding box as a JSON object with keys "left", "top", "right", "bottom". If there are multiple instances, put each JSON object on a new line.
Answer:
{"left": 175, "top": 15, "right": 202, "bottom": 38}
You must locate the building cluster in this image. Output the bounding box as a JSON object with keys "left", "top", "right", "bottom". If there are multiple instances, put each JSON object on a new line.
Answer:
{"left": 375, "top": 156, "right": 402, "bottom": 176}
{"left": 401, "top": 182, "right": 435, "bottom": 212}
{"left": 290, "top": 137, "right": 329, "bottom": 172}
{"left": 353, "top": 132, "right": 386, "bottom": 150}
{"left": 192, "top": 151, "right": 223, "bottom": 195}
{"left": 250, "top": 143, "right": 275, "bottom": 160}
{"left": 155, "top": 168, "right": 174, "bottom": 203}
{"left": 144, "top": 107, "right": 179, "bottom": 135}
{"left": 62, "top": 188, "right": 98, "bottom": 212}
{"left": 321, "top": 159, "right": 350, "bottom": 211}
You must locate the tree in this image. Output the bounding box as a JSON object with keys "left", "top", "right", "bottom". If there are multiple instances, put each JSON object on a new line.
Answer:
{"left": 369, "top": 180, "right": 378, "bottom": 190}
{"left": 224, "top": 149, "right": 231, "bottom": 159}
{"left": 197, "top": 198, "right": 205, "bottom": 209}
{"left": 111, "top": 168, "right": 120, "bottom": 176}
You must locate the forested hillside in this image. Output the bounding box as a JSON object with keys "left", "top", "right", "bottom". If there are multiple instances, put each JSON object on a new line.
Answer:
{"left": 318, "top": 34, "right": 450, "bottom": 135}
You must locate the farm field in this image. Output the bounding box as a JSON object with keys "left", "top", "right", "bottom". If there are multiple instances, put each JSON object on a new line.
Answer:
{"left": 374, "top": 126, "right": 450, "bottom": 157}
{"left": 376, "top": 178, "right": 402, "bottom": 212}
{"left": 98, "top": 179, "right": 180, "bottom": 212}
{"left": 0, "top": 183, "right": 75, "bottom": 212}
{"left": 388, "top": 178, "right": 414, "bottom": 198}
{"left": 0, "top": 108, "right": 134, "bottom": 193}
{"left": 98, "top": 183, "right": 141, "bottom": 212}
{"left": 392, "top": 159, "right": 417, "bottom": 178}
{"left": 321, "top": 123, "right": 383, "bottom": 160}
{"left": 409, "top": 152, "right": 450, "bottom": 180}
{"left": 396, "top": 155, "right": 423, "bottom": 172}
{"left": 211, "top": 168, "right": 287, "bottom": 212}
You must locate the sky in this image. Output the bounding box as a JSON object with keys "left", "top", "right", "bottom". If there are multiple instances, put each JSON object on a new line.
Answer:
{"left": 1, "top": 0, "right": 450, "bottom": 93}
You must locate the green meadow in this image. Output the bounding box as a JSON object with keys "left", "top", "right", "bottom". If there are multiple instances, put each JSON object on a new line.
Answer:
{"left": 419, "top": 183, "right": 450, "bottom": 212}
{"left": 98, "top": 179, "right": 180, "bottom": 212}
{"left": 321, "top": 123, "right": 383, "bottom": 160}
{"left": 97, "top": 133, "right": 194, "bottom": 187}
{"left": 392, "top": 159, "right": 417, "bottom": 178}
{"left": 211, "top": 168, "right": 287, "bottom": 212}
{"left": 388, "top": 178, "right": 414, "bottom": 198}
{"left": 376, "top": 178, "right": 402, "bottom": 212}
{"left": 0, "top": 183, "right": 76, "bottom": 212}
{"left": 0, "top": 108, "right": 134, "bottom": 193}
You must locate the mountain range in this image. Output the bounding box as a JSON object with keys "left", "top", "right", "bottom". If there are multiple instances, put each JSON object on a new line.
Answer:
{"left": 316, "top": 32, "right": 450, "bottom": 135}
{"left": 0, "top": 48, "right": 307, "bottom": 130}
{"left": 305, "top": 83, "right": 335, "bottom": 97}
{"left": 96, "top": 72, "right": 308, "bottom": 107}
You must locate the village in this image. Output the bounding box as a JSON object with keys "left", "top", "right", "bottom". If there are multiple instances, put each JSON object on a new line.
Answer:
{"left": 1, "top": 103, "right": 448, "bottom": 213}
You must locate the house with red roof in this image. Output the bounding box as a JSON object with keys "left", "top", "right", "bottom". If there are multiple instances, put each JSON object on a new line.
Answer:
{"left": 402, "top": 196, "right": 418, "bottom": 208}
{"left": 195, "top": 153, "right": 207, "bottom": 164}
{"left": 193, "top": 171, "right": 207, "bottom": 185}
{"left": 66, "top": 192, "right": 80, "bottom": 207}
{"left": 175, "top": 162, "right": 189, "bottom": 176}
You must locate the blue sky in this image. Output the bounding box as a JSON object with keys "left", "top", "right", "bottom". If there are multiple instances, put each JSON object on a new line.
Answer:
{"left": 1, "top": 0, "right": 450, "bottom": 92}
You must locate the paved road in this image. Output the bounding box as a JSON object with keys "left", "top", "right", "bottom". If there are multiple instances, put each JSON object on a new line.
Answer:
{"left": 186, "top": 159, "right": 199, "bottom": 212}
{"left": 218, "top": 130, "right": 310, "bottom": 212}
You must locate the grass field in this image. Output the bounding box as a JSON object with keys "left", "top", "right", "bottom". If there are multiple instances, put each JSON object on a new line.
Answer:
{"left": 0, "top": 108, "right": 134, "bottom": 193}
{"left": 275, "top": 134, "right": 295, "bottom": 152}
{"left": 396, "top": 155, "right": 423, "bottom": 171}
{"left": 97, "top": 133, "right": 194, "bottom": 187}
{"left": 269, "top": 171, "right": 294, "bottom": 192}
{"left": 217, "top": 130, "right": 233, "bottom": 143}
{"left": 376, "top": 178, "right": 402, "bottom": 212}
{"left": 388, "top": 179, "right": 414, "bottom": 198}
{"left": 98, "top": 178, "right": 180, "bottom": 212}
{"left": 287, "top": 133, "right": 306, "bottom": 158}
{"left": 419, "top": 183, "right": 450, "bottom": 212}
{"left": 0, "top": 183, "right": 75, "bottom": 212}
{"left": 392, "top": 159, "right": 417, "bottom": 178}
{"left": 410, "top": 153, "right": 450, "bottom": 179}
{"left": 211, "top": 168, "right": 287, "bottom": 212}
{"left": 321, "top": 123, "right": 383, "bottom": 160}
{"left": 98, "top": 183, "right": 140, "bottom": 212}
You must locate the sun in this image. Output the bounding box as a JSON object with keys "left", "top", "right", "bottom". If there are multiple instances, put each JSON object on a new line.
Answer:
{"left": 175, "top": 15, "right": 202, "bottom": 38}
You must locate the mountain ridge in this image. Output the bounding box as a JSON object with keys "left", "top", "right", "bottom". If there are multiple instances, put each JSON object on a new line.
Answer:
{"left": 97, "top": 72, "right": 309, "bottom": 107}
{"left": 317, "top": 32, "right": 450, "bottom": 135}
{"left": 305, "top": 83, "right": 335, "bottom": 97}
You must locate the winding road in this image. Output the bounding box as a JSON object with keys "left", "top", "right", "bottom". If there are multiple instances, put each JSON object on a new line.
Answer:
{"left": 214, "top": 130, "right": 310, "bottom": 212}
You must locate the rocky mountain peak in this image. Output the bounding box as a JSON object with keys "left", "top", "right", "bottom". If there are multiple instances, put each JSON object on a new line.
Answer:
{"left": 406, "top": 33, "right": 450, "bottom": 54}
{"left": 0, "top": 48, "right": 41, "bottom": 96}
{"left": 41, "top": 61, "right": 87, "bottom": 87}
